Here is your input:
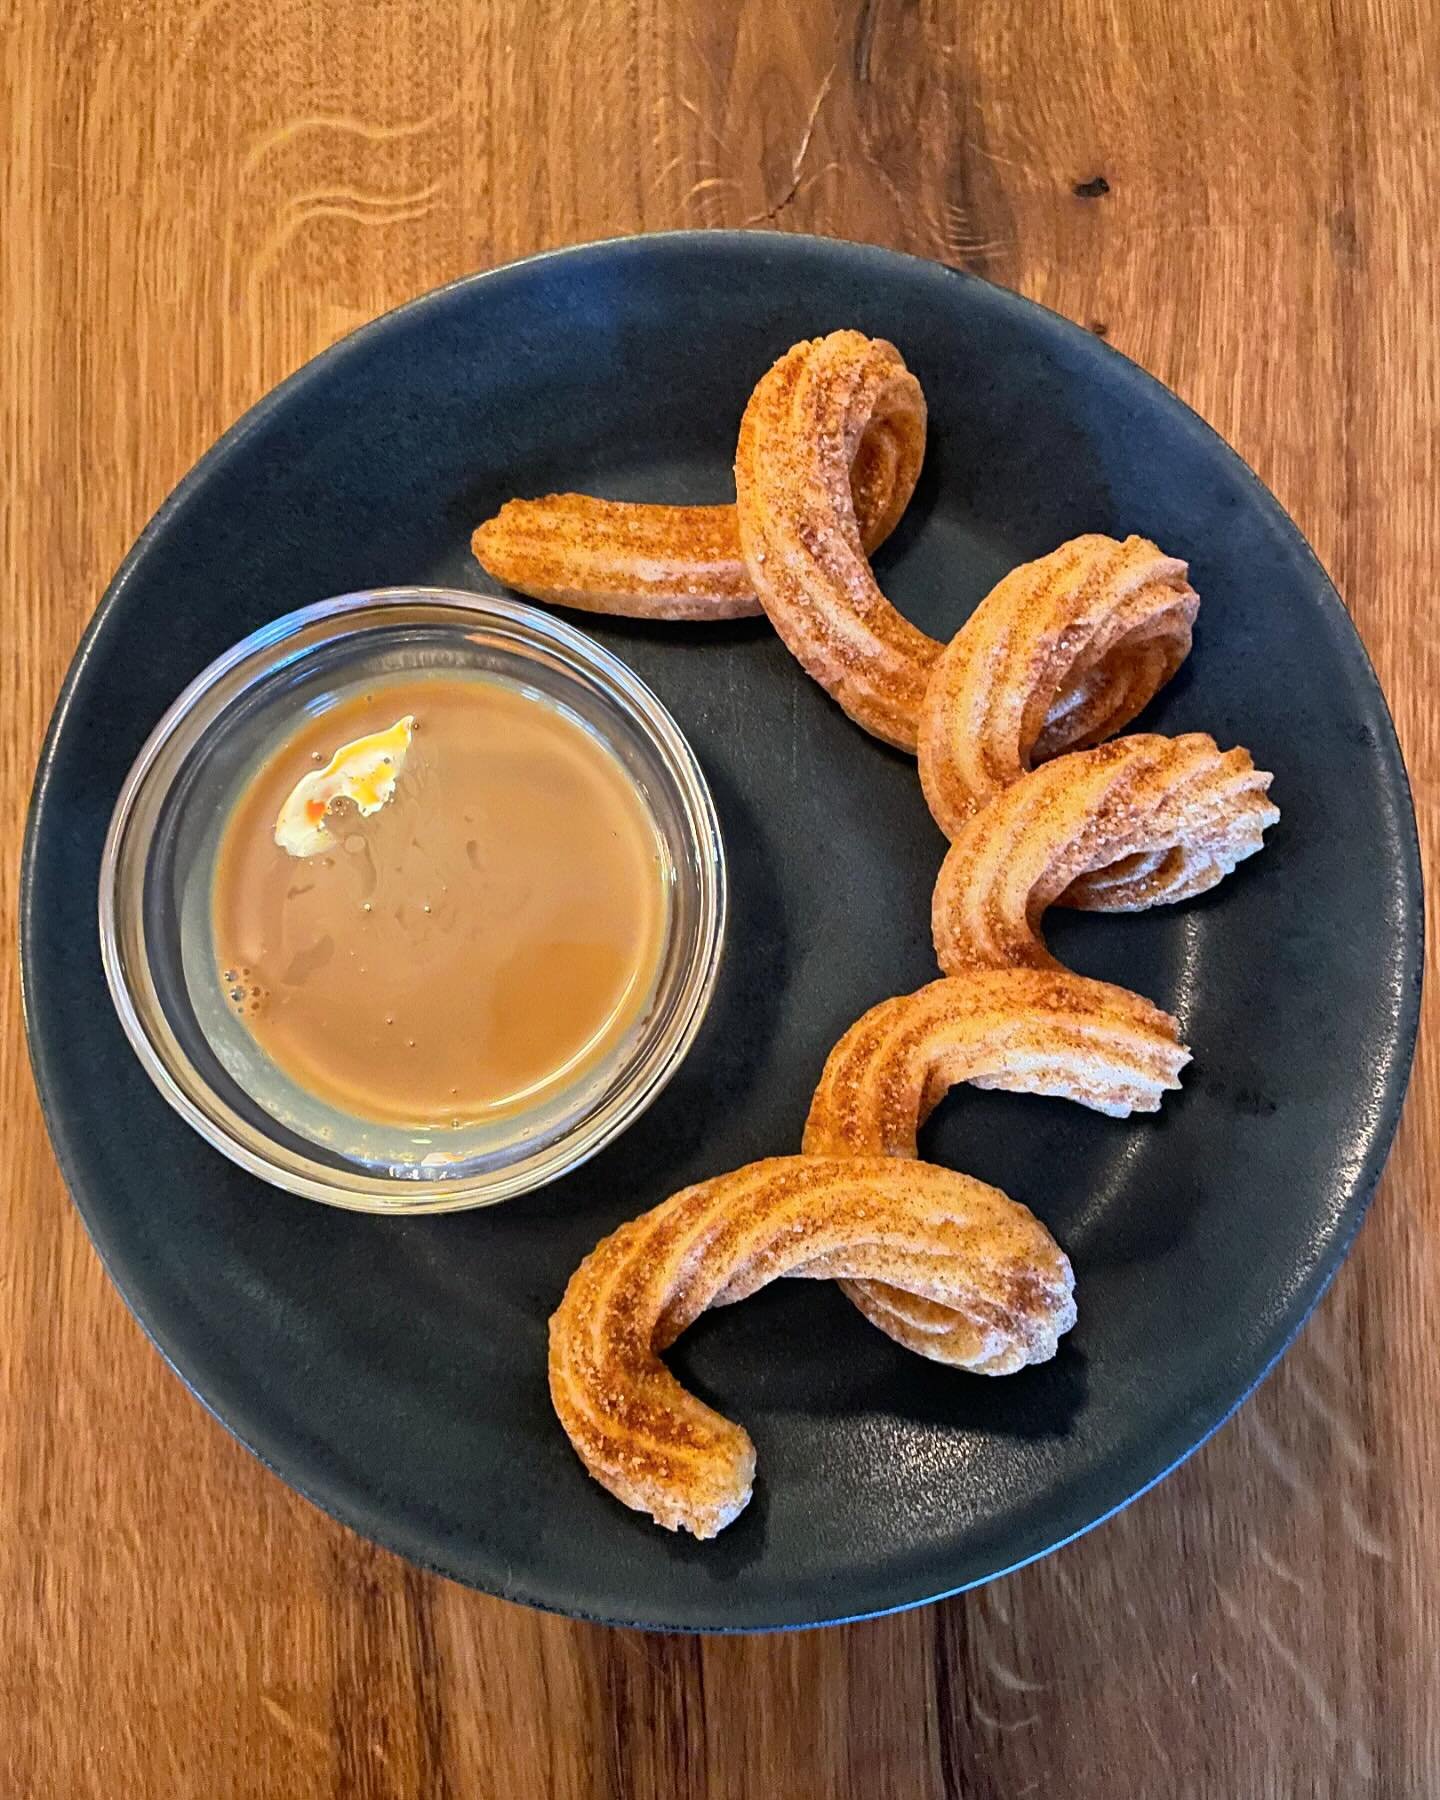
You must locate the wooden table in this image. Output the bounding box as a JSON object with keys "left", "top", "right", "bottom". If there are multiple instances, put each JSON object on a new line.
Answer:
{"left": 5, "top": 2, "right": 1436, "bottom": 1793}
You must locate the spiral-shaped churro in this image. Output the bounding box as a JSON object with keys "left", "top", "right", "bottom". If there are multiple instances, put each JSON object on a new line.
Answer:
{"left": 733, "top": 331, "right": 934, "bottom": 747}
{"left": 733, "top": 336, "right": 1194, "bottom": 769}
{"left": 512, "top": 328, "right": 1282, "bottom": 1539}
{"left": 476, "top": 339, "right": 1196, "bottom": 792}
{"left": 548, "top": 1154, "right": 1075, "bottom": 1536}
{"left": 917, "top": 535, "right": 1200, "bottom": 838}
{"left": 802, "top": 969, "right": 1187, "bottom": 1357}
{"left": 805, "top": 969, "right": 1190, "bottom": 1153}
{"left": 471, "top": 381, "right": 923, "bottom": 623}
{"left": 931, "top": 733, "right": 1279, "bottom": 977}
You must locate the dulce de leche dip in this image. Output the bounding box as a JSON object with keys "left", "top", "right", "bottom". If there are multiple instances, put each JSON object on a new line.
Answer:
{"left": 211, "top": 676, "right": 667, "bottom": 1126}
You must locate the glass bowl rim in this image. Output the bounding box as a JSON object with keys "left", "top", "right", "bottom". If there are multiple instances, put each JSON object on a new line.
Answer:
{"left": 97, "top": 586, "right": 728, "bottom": 1213}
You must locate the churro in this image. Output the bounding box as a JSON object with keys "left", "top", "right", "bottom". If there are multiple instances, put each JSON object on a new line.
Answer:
{"left": 549, "top": 1154, "right": 1075, "bottom": 1536}
{"left": 472, "top": 393, "right": 923, "bottom": 622}
{"left": 918, "top": 535, "right": 1199, "bottom": 838}
{"left": 803, "top": 969, "right": 1187, "bottom": 1356}
{"left": 515, "top": 328, "right": 1283, "bottom": 1541}
{"left": 932, "top": 733, "right": 1279, "bottom": 977}
{"left": 734, "top": 331, "right": 933, "bottom": 747}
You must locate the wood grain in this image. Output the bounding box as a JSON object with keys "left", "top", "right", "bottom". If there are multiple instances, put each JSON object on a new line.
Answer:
{"left": 4, "top": 1, "right": 1437, "bottom": 1793}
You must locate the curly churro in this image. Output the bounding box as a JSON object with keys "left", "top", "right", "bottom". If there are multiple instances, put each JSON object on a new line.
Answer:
{"left": 472, "top": 392, "right": 923, "bottom": 623}
{"left": 917, "top": 535, "right": 1199, "bottom": 837}
{"left": 733, "top": 331, "right": 933, "bottom": 747}
{"left": 804, "top": 969, "right": 1189, "bottom": 1155}
{"left": 733, "top": 344, "right": 1193, "bottom": 773}
{"left": 549, "top": 1154, "right": 1075, "bottom": 1536}
{"left": 803, "top": 969, "right": 1187, "bottom": 1356}
{"left": 513, "top": 328, "right": 1282, "bottom": 1544}
{"left": 931, "top": 732, "right": 1279, "bottom": 976}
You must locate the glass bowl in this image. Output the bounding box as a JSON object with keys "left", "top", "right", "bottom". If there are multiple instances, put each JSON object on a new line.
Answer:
{"left": 99, "top": 588, "right": 726, "bottom": 1212}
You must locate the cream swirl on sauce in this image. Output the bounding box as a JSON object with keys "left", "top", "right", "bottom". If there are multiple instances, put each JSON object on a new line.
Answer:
{"left": 273, "top": 715, "right": 414, "bottom": 858}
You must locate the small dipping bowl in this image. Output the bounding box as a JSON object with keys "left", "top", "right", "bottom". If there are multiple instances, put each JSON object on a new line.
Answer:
{"left": 99, "top": 588, "right": 726, "bottom": 1211}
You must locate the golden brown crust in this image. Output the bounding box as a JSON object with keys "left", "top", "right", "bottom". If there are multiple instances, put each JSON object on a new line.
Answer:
{"left": 917, "top": 535, "right": 1200, "bottom": 838}
{"left": 471, "top": 496, "right": 759, "bottom": 621}
{"left": 803, "top": 969, "right": 1186, "bottom": 1353}
{"left": 804, "top": 968, "right": 1190, "bottom": 1157}
{"left": 931, "top": 732, "right": 1279, "bottom": 976}
{"left": 517, "top": 334, "right": 1275, "bottom": 1546}
{"left": 733, "top": 331, "right": 933, "bottom": 748}
{"left": 548, "top": 1155, "right": 1075, "bottom": 1536}
{"left": 731, "top": 356, "right": 1192, "bottom": 772}
{"left": 471, "top": 394, "right": 923, "bottom": 623}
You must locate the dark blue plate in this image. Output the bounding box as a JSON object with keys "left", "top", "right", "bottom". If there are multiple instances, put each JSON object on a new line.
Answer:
{"left": 22, "top": 233, "right": 1422, "bottom": 1630}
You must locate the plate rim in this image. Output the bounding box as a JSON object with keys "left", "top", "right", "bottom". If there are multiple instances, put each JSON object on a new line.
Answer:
{"left": 20, "top": 229, "right": 1426, "bottom": 1630}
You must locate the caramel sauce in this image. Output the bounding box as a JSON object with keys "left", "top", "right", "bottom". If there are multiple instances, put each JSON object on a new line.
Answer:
{"left": 212, "top": 677, "right": 666, "bottom": 1126}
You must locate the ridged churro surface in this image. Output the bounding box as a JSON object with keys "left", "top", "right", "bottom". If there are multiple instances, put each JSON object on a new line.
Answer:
{"left": 734, "top": 331, "right": 933, "bottom": 748}
{"left": 549, "top": 1154, "right": 1075, "bottom": 1536}
{"left": 932, "top": 733, "right": 1279, "bottom": 976}
{"left": 918, "top": 535, "right": 1199, "bottom": 838}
